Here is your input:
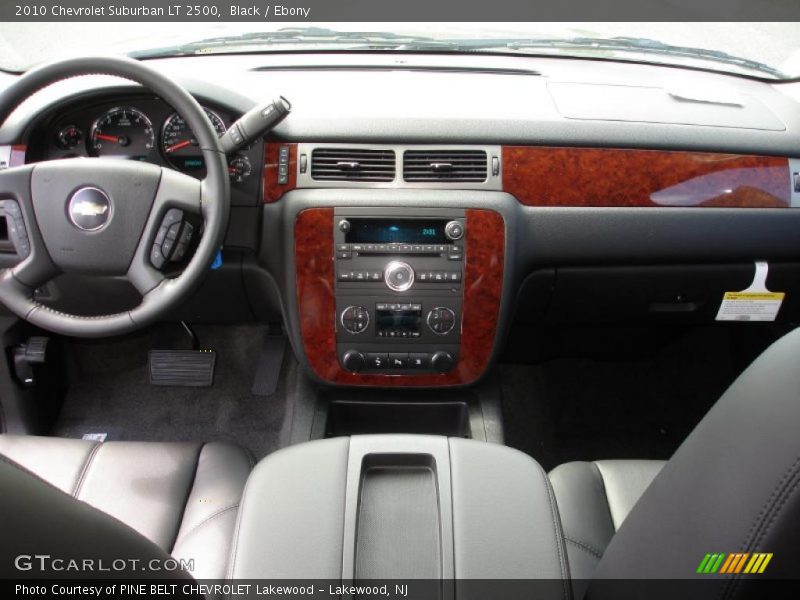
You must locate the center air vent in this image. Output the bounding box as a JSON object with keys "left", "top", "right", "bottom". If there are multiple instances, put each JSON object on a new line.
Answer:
{"left": 403, "top": 150, "right": 488, "bottom": 182}
{"left": 311, "top": 148, "right": 395, "bottom": 182}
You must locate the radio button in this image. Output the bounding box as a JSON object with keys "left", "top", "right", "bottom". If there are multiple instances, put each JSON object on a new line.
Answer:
{"left": 337, "top": 251, "right": 352, "bottom": 259}
{"left": 369, "top": 271, "right": 383, "bottom": 281}
{"left": 337, "top": 244, "right": 349, "bottom": 251}
{"left": 338, "top": 271, "right": 352, "bottom": 281}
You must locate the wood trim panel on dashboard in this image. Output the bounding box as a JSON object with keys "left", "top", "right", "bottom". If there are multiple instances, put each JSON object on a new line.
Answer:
{"left": 502, "top": 146, "right": 791, "bottom": 208}
{"left": 263, "top": 142, "right": 297, "bottom": 203}
{"left": 294, "top": 208, "right": 505, "bottom": 386}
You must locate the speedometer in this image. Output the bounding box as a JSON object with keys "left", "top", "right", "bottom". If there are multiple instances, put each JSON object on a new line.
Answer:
{"left": 90, "top": 107, "right": 154, "bottom": 159}
{"left": 161, "top": 109, "right": 226, "bottom": 171}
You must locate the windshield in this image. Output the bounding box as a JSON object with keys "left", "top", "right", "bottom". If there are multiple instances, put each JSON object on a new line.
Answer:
{"left": 0, "top": 22, "right": 798, "bottom": 80}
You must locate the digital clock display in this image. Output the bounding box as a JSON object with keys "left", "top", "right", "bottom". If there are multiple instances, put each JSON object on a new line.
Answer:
{"left": 345, "top": 218, "right": 447, "bottom": 244}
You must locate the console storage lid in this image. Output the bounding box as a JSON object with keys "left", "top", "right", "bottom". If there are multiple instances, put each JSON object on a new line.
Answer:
{"left": 228, "top": 435, "right": 569, "bottom": 589}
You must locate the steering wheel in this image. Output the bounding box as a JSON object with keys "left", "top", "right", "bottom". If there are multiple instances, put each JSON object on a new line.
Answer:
{"left": 0, "top": 56, "right": 229, "bottom": 337}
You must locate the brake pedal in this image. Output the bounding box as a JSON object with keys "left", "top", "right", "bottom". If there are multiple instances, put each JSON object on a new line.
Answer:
{"left": 148, "top": 349, "right": 216, "bottom": 387}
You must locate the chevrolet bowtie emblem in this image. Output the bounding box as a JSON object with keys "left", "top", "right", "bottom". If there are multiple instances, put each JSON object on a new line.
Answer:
{"left": 68, "top": 187, "right": 112, "bottom": 231}
{"left": 71, "top": 201, "right": 109, "bottom": 217}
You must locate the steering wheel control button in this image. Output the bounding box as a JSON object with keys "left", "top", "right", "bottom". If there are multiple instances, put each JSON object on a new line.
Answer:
{"left": 151, "top": 208, "right": 190, "bottom": 268}
{"left": 427, "top": 307, "right": 456, "bottom": 334}
{"left": 67, "top": 187, "right": 111, "bottom": 232}
{"left": 1, "top": 200, "right": 30, "bottom": 258}
{"left": 341, "top": 305, "right": 370, "bottom": 334}
{"left": 384, "top": 260, "right": 415, "bottom": 292}
{"left": 444, "top": 220, "right": 465, "bottom": 241}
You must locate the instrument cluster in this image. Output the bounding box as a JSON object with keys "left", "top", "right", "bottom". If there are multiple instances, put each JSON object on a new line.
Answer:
{"left": 40, "top": 96, "right": 260, "bottom": 189}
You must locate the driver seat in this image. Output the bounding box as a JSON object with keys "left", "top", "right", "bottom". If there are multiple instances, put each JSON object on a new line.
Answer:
{"left": 0, "top": 437, "right": 251, "bottom": 579}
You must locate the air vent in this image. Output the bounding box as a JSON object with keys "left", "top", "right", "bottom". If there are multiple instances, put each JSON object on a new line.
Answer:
{"left": 403, "top": 150, "right": 488, "bottom": 182}
{"left": 311, "top": 148, "right": 395, "bottom": 182}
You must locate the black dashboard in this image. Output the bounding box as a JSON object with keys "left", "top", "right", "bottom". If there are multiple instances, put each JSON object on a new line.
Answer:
{"left": 2, "top": 52, "right": 800, "bottom": 385}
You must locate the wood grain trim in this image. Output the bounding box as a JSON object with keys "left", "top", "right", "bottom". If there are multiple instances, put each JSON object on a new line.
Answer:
{"left": 263, "top": 142, "right": 297, "bottom": 203}
{"left": 503, "top": 146, "right": 791, "bottom": 208}
{"left": 294, "top": 208, "right": 505, "bottom": 386}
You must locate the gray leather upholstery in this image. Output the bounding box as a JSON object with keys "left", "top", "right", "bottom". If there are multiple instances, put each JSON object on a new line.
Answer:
{"left": 0, "top": 435, "right": 252, "bottom": 579}
{"left": 549, "top": 460, "right": 664, "bottom": 595}
{"left": 550, "top": 327, "right": 800, "bottom": 598}
{"left": 230, "top": 435, "right": 570, "bottom": 591}
{"left": 591, "top": 327, "right": 800, "bottom": 589}
{"left": 0, "top": 454, "right": 190, "bottom": 579}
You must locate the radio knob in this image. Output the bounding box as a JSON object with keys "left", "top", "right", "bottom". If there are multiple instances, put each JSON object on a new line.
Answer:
{"left": 431, "top": 351, "right": 455, "bottom": 373}
{"left": 384, "top": 260, "right": 415, "bottom": 292}
{"left": 444, "top": 220, "right": 464, "bottom": 241}
{"left": 338, "top": 219, "right": 351, "bottom": 233}
{"left": 342, "top": 350, "right": 365, "bottom": 372}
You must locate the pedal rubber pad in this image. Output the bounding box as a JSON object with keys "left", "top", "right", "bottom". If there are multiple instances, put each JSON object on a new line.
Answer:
{"left": 148, "top": 349, "right": 216, "bottom": 387}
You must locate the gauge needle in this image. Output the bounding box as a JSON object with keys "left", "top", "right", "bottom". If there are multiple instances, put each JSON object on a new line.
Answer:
{"left": 95, "top": 133, "right": 119, "bottom": 142}
{"left": 165, "top": 140, "right": 192, "bottom": 153}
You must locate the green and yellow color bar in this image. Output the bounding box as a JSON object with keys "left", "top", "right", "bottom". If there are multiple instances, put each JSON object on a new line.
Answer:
{"left": 696, "top": 553, "right": 773, "bottom": 574}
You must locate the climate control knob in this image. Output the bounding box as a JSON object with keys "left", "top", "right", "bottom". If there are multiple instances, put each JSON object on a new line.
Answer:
{"left": 384, "top": 260, "right": 415, "bottom": 292}
{"left": 342, "top": 350, "right": 366, "bottom": 372}
{"left": 427, "top": 307, "right": 456, "bottom": 334}
{"left": 340, "top": 305, "right": 369, "bottom": 334}
{"left": 431, "top": 351, "right": 456, "bottom": 373}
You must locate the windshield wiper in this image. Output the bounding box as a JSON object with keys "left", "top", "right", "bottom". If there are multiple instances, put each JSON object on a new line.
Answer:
{"left": 502, "top": 36, "right": 786, "bottom": 79}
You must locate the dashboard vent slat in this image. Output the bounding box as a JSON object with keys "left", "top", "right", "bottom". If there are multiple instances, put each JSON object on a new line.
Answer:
{"left": 403, "top": 150, "right": 488, "bottom": 182}
{"left": 311, "top": 148, "right": 395, "bottom": 182}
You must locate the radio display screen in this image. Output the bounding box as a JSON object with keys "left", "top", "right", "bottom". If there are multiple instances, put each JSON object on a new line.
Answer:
{"left": 345, "top": 218, "right": 447, "bottom": 244}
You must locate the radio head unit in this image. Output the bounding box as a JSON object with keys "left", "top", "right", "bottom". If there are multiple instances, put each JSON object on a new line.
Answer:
{"left": 333, "top": 210, "right": 465, "bottom": 374}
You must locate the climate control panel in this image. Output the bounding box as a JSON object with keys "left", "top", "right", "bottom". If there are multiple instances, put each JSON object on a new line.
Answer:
{"left": 333, "top": 208, "right": 465, "bottom": 375}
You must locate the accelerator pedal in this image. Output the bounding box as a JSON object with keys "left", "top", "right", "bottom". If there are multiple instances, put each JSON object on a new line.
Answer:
{"left": 148, "top": 349, "right": 216, "bottom": 387}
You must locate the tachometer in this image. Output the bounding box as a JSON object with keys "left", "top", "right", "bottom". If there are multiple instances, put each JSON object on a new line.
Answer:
{"left": 161, "top": 109, "right": 226, "bottom": 171}
{"left": 90, "top": 107, "right": 154, "bottom": 159}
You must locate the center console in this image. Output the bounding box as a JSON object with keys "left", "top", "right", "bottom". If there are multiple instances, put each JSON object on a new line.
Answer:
{"left": 230, "top": 434, "right": 568, "bottom": 591}
{"left": 294, "top": 206, "right": 505, "bottom": 387}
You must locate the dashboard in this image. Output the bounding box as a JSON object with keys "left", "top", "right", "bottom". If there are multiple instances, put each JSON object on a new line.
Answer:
{"left": 3, "top": 52, "right": 800, "bottom": 387}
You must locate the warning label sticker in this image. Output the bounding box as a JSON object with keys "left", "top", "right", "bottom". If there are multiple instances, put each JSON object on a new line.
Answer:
{"left": 716, "top": 262, "right": 785, "bottom": 322}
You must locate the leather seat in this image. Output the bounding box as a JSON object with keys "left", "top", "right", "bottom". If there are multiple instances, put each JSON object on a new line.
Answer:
{"left": 550, "top": 459, "right": 664, "bottom": 580}
{"left": 548, "top": 327, "right": 800, "bottom": 598}
{"left": 0, "top": 436, "right": 252, "bottom": 579}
